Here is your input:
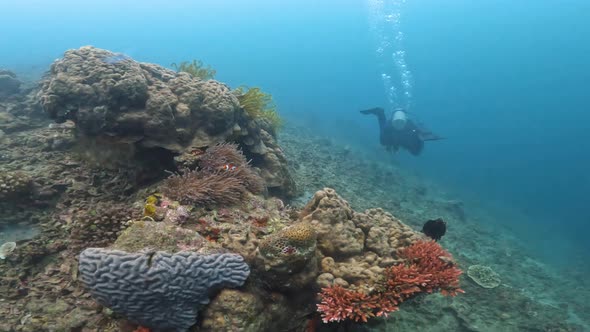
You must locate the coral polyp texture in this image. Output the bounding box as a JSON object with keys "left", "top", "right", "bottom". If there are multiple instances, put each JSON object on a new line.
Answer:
{"left": 0, "top": 170, "right": 32, "bottom": 200}
{"left": 467, "top": 264, "right": 501, "bottom": 289}
{"left": 38, "top": 46, "right": 295, "bottom": 196}
{"left": 78, "top": 248, "right": 250, "bottom": 331}
{"left": 259, "top": 222, "right": 317, "bottom": 259}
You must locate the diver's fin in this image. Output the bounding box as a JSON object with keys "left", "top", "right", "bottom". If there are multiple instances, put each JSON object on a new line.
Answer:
{"left": 360, "top": 107, "right": 385, "bottom": 116}
{"left": 419, "top": 132, "right": 445, "bottom": 141}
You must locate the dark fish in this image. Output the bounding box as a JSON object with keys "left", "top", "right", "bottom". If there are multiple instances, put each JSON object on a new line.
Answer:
{"left": 422, "top": 218, "right": 446, "bottom": 241}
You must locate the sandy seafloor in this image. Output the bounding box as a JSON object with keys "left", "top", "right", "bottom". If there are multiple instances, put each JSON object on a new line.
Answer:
{"left": 0, "top": 77, "right": 588, "bottom": 331}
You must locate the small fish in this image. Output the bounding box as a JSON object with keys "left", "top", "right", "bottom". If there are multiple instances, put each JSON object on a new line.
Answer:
{"left": 220, "top": 164, "right": 237, "bottom": 171}
{"left": 422, "top": 218, "right": 447, "bottom": 241}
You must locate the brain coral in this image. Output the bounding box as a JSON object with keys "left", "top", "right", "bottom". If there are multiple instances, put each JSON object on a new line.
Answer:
{"left": 78, "top": 248, "right": 250, "bottom": 331}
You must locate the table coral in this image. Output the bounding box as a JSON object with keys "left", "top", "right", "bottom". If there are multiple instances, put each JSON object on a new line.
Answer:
{"left": 467, "top": 264, "right": 501, "bottom": 289}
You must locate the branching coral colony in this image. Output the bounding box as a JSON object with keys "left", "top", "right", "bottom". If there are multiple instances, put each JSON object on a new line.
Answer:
{"left": 234, "top": 86, "right": 284, "bottom": 135}
{"left": 160, "top": 143, "right": 264, "bottom": 207}
{"left": 317, "top": 240, "right": 464, "bottom": 323}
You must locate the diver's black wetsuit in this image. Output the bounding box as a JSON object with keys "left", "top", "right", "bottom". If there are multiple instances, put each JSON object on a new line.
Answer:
{"left": 361, "top": 107, "right": 441, "bottom": 155}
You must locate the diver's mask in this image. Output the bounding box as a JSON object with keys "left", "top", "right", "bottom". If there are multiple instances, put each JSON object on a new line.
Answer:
{"left": 391, "top": 109, "right": 407, "bottom": 130}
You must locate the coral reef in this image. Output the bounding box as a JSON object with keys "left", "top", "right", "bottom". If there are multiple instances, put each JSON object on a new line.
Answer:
{"left": 199, "top": 289, "right": 292, "bottom": 332}
{"left": 235, "top": 86, "right": 283, "bottom": 135}
{"left": 78, "top": 248, "right": 250, "bottom": 330}
{"left": 38, "top": 46, "right": 295, "bottom": 196}
{"left": 0, "top": 49, "right": 584, "bottom": 332}
{"left": 316, "top": 240, "right": 463, "bottom": 323}
{"left": 467, "top": 264, "right": 501, "bottom": 289}
{"left": 0, "top": 69, "right": 21, "bottom": 95}
{"left": 64, "top": 202, "right": 142, "bottom": 250}
{"left": 0, "top": 242, "right": 16, "bottom": 259}
{"left": 0, "top": 170, "right": 33, "bottom": 200}
{"left": 256, "top": 222, "right": 319, "bottom": 290}
{"left": 171, "top": 59, "right": 216, "bottom": 80}
{"left": 161, "top": 169, "right": 251, "bottom": 207}
{"left": 112, "top": 219, "right": 205, "bottom": 253}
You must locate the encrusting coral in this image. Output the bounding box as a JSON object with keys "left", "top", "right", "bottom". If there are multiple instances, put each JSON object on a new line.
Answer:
{"left": 64, "top": 202, "right": 142, "bottom": 250}
{"left": 0, "top": 170, "right": 33, "bottom": 200}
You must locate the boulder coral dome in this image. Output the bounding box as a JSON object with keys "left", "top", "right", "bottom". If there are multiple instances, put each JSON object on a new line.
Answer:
{"left": 38, "top": 46, "right": 295, "bottom": 196}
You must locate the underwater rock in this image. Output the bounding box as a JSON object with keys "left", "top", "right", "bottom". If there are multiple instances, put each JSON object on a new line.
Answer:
{"left": 112, "top": 219, "right": 206, "bottom": 253}
{"left": 467, "top": 264, "right": 501, "bottom": 289}
{"left": 199, "top": 289, "right": 294, "bottom": 332}
{"left": 256, "top": 222, "right": 318, "bottom": 290}
{"left": 0, "top": 69, "right": 21, "bottom": 95}
{"left": 0, "top": 170, "right": 33, "bottom": 201}
{"left": 66, "top": 202, "right": 142, "bottom": 250}
{"left": 38, "top": 46, "right": 295, "bottom": 196}
{"left": 300, "top": 188, "right": 364, "bottom": 257}
{"left": 78, "top": 248, "right": 250, "bottom": 331}
{"left": 356, "top": 208, "right": 424, "bottom": 260}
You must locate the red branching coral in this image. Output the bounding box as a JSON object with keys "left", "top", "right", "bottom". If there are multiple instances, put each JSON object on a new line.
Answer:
{"left": 316, "top": 286, "right": 381, "bottom": 323}
{"left": 400, "top": 240, "right": 464, "bottom": 296}
{"left": 317, "top": 240, "right": 464, "bottom": 323}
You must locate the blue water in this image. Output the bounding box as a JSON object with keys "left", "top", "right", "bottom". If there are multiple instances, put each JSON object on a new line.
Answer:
{"left": 1, "top": 0, "right": 588, "bottom": 265}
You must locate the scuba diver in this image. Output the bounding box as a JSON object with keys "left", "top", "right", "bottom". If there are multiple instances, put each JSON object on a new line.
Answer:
{"left": 360, "top": 107, "right": 443, "bottom": 155}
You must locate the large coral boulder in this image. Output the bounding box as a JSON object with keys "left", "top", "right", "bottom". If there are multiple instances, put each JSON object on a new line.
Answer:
{"left": 38, "top": 46, "right": 295, "bottom": 196}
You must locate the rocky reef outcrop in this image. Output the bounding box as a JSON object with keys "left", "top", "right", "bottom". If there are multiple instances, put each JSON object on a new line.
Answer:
{"left": 38, "top": 46, "right": 295, "bottom": 196}
{"left": 0, "top": 69, "right": 21, "bottom": 96}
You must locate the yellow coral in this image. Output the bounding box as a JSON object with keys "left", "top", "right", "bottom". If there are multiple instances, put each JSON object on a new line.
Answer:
{"left": 143, "top": 203, "right": 157, "bottom": 218}
{"left": 235, "top": 86, "right": 283, "bottom": 133}
{"left": 171, "top": 60, "right": 216, "bottom": 80}
{"left": 145, "top": 193, "right": 162, "bottom": 205}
